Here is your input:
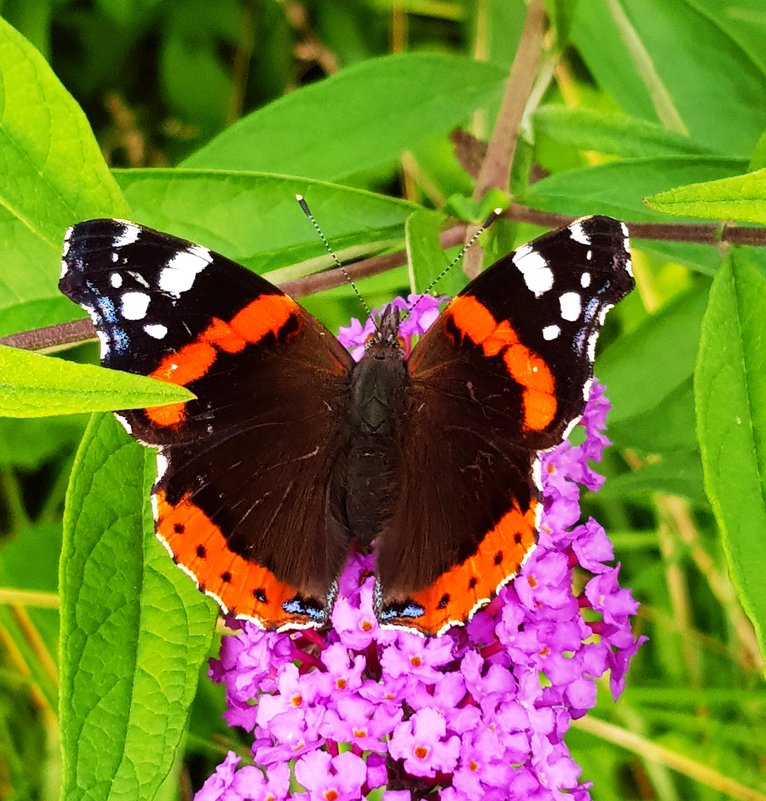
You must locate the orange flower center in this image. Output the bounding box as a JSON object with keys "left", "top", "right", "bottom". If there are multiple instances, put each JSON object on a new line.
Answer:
{"left": 291, "top": 694, "right": 303, "bottom": 707}
{"left": 324, "top": 790, "right": 339, "bottom": 801}
{"left": 414, "top": 745, "right": 430, "bottom": 760}
{"left": 410, "top": 655, "right": 422, "bottom": 667}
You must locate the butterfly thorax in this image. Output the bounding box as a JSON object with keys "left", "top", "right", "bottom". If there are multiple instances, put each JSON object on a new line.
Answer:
{"left": 341, "top": 313, "right": 408, "bottom": 548}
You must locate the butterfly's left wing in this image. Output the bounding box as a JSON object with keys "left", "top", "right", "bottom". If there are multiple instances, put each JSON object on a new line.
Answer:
{"left": 376, "top": 216, "right": 634, "bottom": 635}
{"left": 60, "top": 219, "right": 355, "bottom": 630}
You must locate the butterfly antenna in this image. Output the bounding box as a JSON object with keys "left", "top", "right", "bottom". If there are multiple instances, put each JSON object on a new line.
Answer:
{"left": 296, "top": 195, "right": 373, "bottom": 322}
{"left": 403, "top": 207, "right": 504, "bottom": 321}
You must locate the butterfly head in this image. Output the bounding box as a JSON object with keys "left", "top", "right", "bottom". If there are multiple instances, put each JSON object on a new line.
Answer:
{"left": 365, "top": 305, "right": 406, "bottom": 360}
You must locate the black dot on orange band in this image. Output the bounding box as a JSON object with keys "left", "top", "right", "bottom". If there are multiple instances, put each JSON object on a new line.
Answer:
{"left": 221, "top": 571, "right": 232, "bottom": 583}
{"left": 468, "top": 577, "right": 478, "bottom": 589}
{"left": 196, "top": 545, "right": 206, "bottom": 558}
{"left": 438, "top": 593, "right": 451, "bottom": 609}
{"left": 254, "top": 588, "right": 268, "bottom": 604}
{"left": 493, "top": 550, "right": 503, "bottom": 565}
{"left": 174, "top": 523, "right": 185, "bottom": 534}
{"left": 514, "top": 532, "right": 522, "bottom": 544}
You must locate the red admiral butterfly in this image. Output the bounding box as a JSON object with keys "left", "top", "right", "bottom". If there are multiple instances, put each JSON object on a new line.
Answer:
{"left": 59, "top": 215, "right": 633, "bottom": 636}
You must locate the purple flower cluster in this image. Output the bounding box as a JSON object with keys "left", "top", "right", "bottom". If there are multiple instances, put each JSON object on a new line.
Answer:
{"left": 196, "top": 295, "right": 645, "bottom": 801}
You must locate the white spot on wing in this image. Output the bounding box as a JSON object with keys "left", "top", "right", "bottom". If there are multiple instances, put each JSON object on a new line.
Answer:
{"left": 542, "top": 324, "right": 560, "bottom": 340}
{"left": 581, "top": 272, "right": 591, "bottom": 288}
{"left": 569, "top": 220, "right": 591, "bottom": 246}
{"left": 144, "top": 323, "right": 168, "bottom": 339}
{"left": 156, "top": 452, "right": 169, "bottom": 480}
{"left": 60, "top": 258, "right": 68, "bottom": 279}
{"left": 121, "top": 291, "right": 150, "bottom": 320}
{"left": 110, "top": 273, "right": 123, "bottom": 288}
{"left": 513, "top": 245, "right": 554, "bottom": 296}
{"left": 158, "top": 246, "right": 211, "bottom": 296}
{"left": 559, "top": 291, "right": 581, "bottom": 322}
{"left": 127, "top": 271, "right": 150, "bottom": 288}
{"left": 114, "top": 224, "right": 141, "bottom": 248}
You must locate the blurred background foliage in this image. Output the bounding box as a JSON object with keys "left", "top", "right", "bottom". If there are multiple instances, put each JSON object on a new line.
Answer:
{"left": 0, "top": 0, "right": 765, "bottom": 800}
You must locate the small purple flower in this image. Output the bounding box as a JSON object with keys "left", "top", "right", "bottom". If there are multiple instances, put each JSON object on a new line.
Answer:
{"left": 294, "top": 750, "right": 367, "bottom": 801}
{"left": 197, "top": 297, "right": 644, "bottom": 801}
{"left": 389, "top": 708, "right": 461, "bottom": 778}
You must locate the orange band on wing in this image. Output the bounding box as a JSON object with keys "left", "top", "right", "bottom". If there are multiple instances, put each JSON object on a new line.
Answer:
{"left": 384, "top": 500, "right": 538, "bottom": 636}
{"left": 446, "top": 296, "right": 556, "bottom": 431}
{"left": 155, "top": 489, "right": 320, "bottom": 629}
{"left": 144, "top": 294, "right": 298, "bottom": 427}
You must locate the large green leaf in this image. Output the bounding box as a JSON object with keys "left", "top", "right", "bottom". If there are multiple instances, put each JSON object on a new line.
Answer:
{"left": 696, "top": 249, "right": 766, "bottom": 660}
{"left": 519, "top": 156, "right": 746, "bottom": 220}
{"left": 533, "top": 106, "right": 713, "bottom": 158}
{"left": 183, "top": 53, "right": 506, "bottom": 180}
{"left": 646, "top": 168, "right": 766, "bottom": 224}
{"left": 571, "top": 0, "right": 766, "bottom": 156}
{"left": 598, "top": 288, "right": 708, "bottom": 454}
{"left": 0, "top": 18, "right": 128, "bottom": 330}
{"left": 115, "top": 168, "right": 419, "bottom": 277}
{"left": 0, "top": 345, "right": 193, "bottom": 417}
{"left": 60, "top": 414, "right": 217, "bottom": 801}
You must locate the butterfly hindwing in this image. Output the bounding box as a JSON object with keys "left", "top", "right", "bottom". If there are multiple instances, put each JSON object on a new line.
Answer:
{"left": 60, "top": 219, "right": 355, "bottom": 629}
{"left": 376, "top": 216, "right": 633, "bottom": 634}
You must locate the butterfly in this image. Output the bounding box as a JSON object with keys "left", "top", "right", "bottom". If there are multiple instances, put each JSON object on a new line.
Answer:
{"left": 59, "top": 214, "right": 633, "bottom": 636}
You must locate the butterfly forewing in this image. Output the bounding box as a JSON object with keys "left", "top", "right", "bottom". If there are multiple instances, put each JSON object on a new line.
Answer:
{"left": 60, "top": 219, "right": 355, "bottom": 629}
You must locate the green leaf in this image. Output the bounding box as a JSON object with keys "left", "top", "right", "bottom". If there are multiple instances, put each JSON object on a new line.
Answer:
{"left": 0, "top": 18, "right": 128, "bottom": 328}
{"left": 0, "top": 345, "right": 194, "bottom": 417}
{"left": 533, "top": 106, "right": 712, "bottom": 158}
{"left": 571, "top": 0, "right": 766, "bottom": 156}
{"left": 597, "top": 286, "right": 709, "bottom": 425}
{"left": 115, "top": 168, "right": 419, "bottom": 277}
{"left": 183, "top": 53, "right": 506, "bottom": 180}
{"left": 646, "top": 168, "right": 766, "bottom": 224}
{"left": 696, "top": 248, "right": 766, "bottom": 660}
{"left": 0, "top": 416, "right": 85, "bottom": 468}
{"left": 60, "top": 414, "right": 217, "bottom": 801}
{"left": 405, "top": 208, "right": 454, "bottom": 294}
{"left": 597, "top": 451, "right": 707, "bottom": 505}
{"left": 519, "top": 156, "right": 746, "bottom": 220}
{"left": 607, "top": 378, "right": 698, "bottom": 454}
